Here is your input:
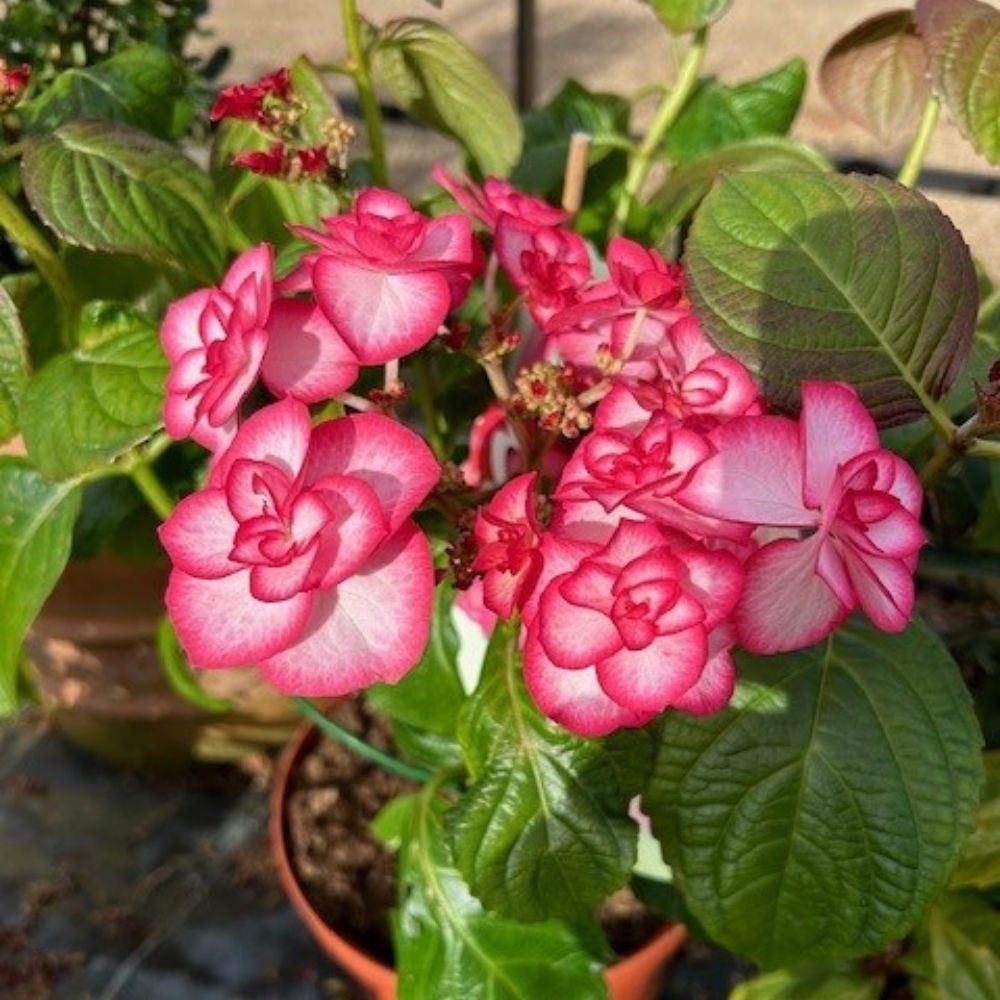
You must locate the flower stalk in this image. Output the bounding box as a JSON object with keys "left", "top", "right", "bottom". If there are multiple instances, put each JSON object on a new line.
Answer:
{"left": 611, "top": 27, "right": 708, "bottom": 235}
{"left": 340, "top": 0, "right": 389, "bottom": 186}
{"left": 897, "top": 95, "right": 940, "bottom": 188}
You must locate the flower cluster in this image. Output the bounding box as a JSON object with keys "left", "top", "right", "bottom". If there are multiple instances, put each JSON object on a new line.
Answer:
{"left": 211, "top": 67, "right": 356, "bottom": 183}
{"left": 159, "top": 164, "right": 924, "bottom": 738}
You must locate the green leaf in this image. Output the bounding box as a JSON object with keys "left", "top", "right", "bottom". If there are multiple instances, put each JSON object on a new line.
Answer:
{"left": 644, "top": 616, "right": 984, "bottom": 969}
{"left": 393, "top": 781, "right": 607, "bottom": 1000}
{"left": 512, "top": 80, "right": 630, "bottom": 196}
{"left": 730, "top": 962, "right": 879, "bottom": 1000}
{"left": 156, "top": 617, "right": 232, "bottom": 714}
{"left": 20, "top": 302, "right": 167, "bottom": 480}
{"left": 373, "top": 18, "right": 522, "bottom": 177}
{"left": 649, "top": 137, "right": 831, "bottom": 235}
{"left": 926, "top": 900, "right": 1000, "bottom": 1000}
{"left": 367, "top": 581, "right": 466, "bottom": 737}
{"left": 19, "top": 44, "right": 191, "bottom": 140}
{"left": 22, "top": 120, "right": 227, "bottom": 284}
{"left": 819, "top": 11, "right": 930, "bottom": 145}
{"left": 685, "top": 171, "right": 979, "bottom": 427}
{"left": 640, "top": 0, "right": 733, "bottom": 34}
{"left": 211, "top": 56, "right": 341, "bottom": 247}
{"left": 916, "top": 0, "right": 1000, "bottom": 165}
{"left": 451, "top": 621, "right": 642, "bottom": 923}
{"left": 666, "top": 59, "right": 807, "bottom": 165}
{"left": 0, "top": 458, "right": 81, "bottom": 714}
{"left": 0, "top": 285, "right": 29, "bottom": 444}
{"left": 950, "top": 749, "right": 1000, "bottom": 889}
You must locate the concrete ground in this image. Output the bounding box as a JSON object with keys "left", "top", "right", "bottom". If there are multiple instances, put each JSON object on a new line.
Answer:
{"left": 198, "top": 0, "right": 999, "bottom": 276}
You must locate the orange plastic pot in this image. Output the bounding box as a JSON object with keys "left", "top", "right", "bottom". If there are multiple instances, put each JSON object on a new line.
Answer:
{"left": 271, "top": 722, "right": 687, "bottom": 1000}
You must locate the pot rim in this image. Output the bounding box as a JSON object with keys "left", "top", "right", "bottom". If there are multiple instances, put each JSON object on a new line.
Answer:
{"left": 270, "top": 716, "right": 687, "bottom": 990}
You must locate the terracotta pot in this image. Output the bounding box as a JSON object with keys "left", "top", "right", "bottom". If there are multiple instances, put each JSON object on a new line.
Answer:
{"left": 271, "top": 722, "right": 687, "bottom": 1000}
{"left": 27, "top": 553, "right": 302, "bottom": 769}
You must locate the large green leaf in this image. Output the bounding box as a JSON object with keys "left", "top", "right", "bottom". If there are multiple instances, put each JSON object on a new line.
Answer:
{"left": 367, "top": 580, "right": 466, "bottom": 737}
{"left": 685, "top": 171, "right": 979, "bottom": 426}
{"left": 666, "top": 59, "right": 807, "bottom": 165}
{"left": 650, "top": 137, "right": 831, "bottom": 236}
{"left": 391, "top": 788, "right": 607, "bottom": 1000}
{"left": 644, "top": 616, "right": 984, "bottom": 969}
{"left": 950, "top": 749, "right": 1000, "bottom": 889}
{"left": 451, "top": 621, "right": 642, "bottom": 923}
{"left": 373, "top": 19, "right": 522, "bottom": 177}
{"left": 916, "top": 0, "right": 1000, "bottom": 165}
{"left": 211, "top": 56, "right": 341, "bottom": 247}
{"left": 0, "top": 286, "right": 29, "bottom": 444}
{"left": 641, "top": 0, "right": 733, "bottom": 34}
{"left": 819, "top": 11, "right": 930, "bottom": 145}
{"left": 23, "top": 120, "right": 227, "bottom": 284}
{"left": 0, "top": 458, "right": 81, "bottom": 714}
{"left": 19, "top": 44, "right": 191, "bottom": 140}
{"left": 20, "top": 302, "right": 167, "bottom": 480}
{"left": 512, "top": 80, "right": 630, "bottom": 196}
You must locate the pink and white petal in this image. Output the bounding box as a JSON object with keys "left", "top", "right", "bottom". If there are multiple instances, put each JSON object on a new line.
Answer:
{"left": 816, "top": 537, "right": 855, "bottom": 608}
{"left": 483, "top": 569, "right": 520, "bottom": 619}
{"left": 801, "top": 381, "right": 879, "bottom": 508}
{"left": 301, "top": 412, "right": 439, "bottom": 531}
{"left": 308, "top": 474, "right": 390, "bottom": 587}
{"left": 735, "top": 536, "right": 851, "bottom": 655}
{"left": 488, "top": 472, "right": 539, "bottom": 526}
{"left": 596, "top": 627, "right": 708, "bottom": 714}
{"left": 538, "top": 578, "right": 622, "bottom": 669}
{"left": 203, "top": 326, "right": 268, "bottom": 428}
{"left": 250, "top": 550, "right": 317, "bottom": 602}
{"left": 161, "top": 289, "right": 213, "bottom": 362}
{"left": 672, "top": 643, "right": 736, "bottom": 715}
{"left": 261, "top": 298, "right": 360, "bottom": 403}
{"left": 163, "top": 389, "right": 198, "bottom": 441}
{"left": 494, "top": 215, "right": 537, "bottom": 288}
{"left": 524, "top": 625, "right": 653, "bottom": 738}
{"left": 601, "top": 519, "right": 673, "bottom": 568}
{"left": 593, "top": 383, "right": 654, "bottom": 434}
{"left": 841, "top": 548, "right": 915, "bottom": 633}
{"left": 677, "top": 416, "right": 815, "bottom": 528}
{"left": 209, "top": 398, "right": 311, "bottom": 488}
{"left": 167, "top": 568, "right": 312, "bottom": 669}
{"left": 166, "top": 348, "right": 208, "bottom": 394}
{"left": 519, "top": 533, "right": 599, "bottom": 625}
{"left": 416, "top": 213, "right": 475, "bottom": 266}
{"left": 677, "top": 546, "right": 745, "bottom": 629}
{"left": 259, "top": 521, "right": 433, "bottom": 695}
{"left": 159, "top": 490, "right": 240, "bottom": 579}
{"left": 220, "top": 243, "right": 274, "bottom": 317}
{"left": 455, "top": 578, "right": 498, "bottom": 637}
{"left": 313, "top": 258, "right": 450, "bottom": 364}
{"left": 355, "top": 188, "right": 412, "bottom": 218}
{"left": 190, "top": 411, "right": 238, "bottom": 454}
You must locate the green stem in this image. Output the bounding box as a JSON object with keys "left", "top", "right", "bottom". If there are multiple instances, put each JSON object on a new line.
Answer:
{"left": 341, "top": 0, "right": 388, "bottom": 186}
{"left": 293, "top": 697, "right": 433, "bottom": 783}
{"left": 611, "top": 27, "right": 708, "bottom": 235}
{"left": 897, "top": 95, "right": 940, "bottom": 188}
{"left": 131, "top": 461, "right": 176, "bottom": 520}
{"left": 413, "top": 354, "right": 446, "bottom": 459}
{"left": 0, "top": 140, "right": 27, "bottom": 164}
{"left": 0, "top": 186, "right": 78, "bottom": 347}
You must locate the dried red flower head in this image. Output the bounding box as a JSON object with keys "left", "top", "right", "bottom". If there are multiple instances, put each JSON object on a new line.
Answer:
{"left": 210, "top": 67, "right": 293, "bottom": 124}
{"left": 0, "top": 60, "right": 31, "bottom": 110}
{"left": 232, "top": 143, "right": 287, "bottom": 177}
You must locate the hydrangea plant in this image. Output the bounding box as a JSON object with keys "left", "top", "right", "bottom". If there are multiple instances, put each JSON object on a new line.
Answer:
{"left": 1, "top": 0, "right": 998, "bottom": 995}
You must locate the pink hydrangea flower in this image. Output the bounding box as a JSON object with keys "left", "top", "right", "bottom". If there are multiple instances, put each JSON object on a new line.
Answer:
{"left": 473, "top": 473, "right": 544, "bottom": 618}
{"left": 548, "top": 238, "right": 688, "bottom": 380}
{"left": 593, "top": 318, "right": 760, "bottom": 434}
{"left": 495, "top": 222, "right": 592, "bottom": 327}
{"left": 523, "top": 519, "right": 744, "bottom": 737}
{"left": 677, "top": 381, "right": 924, "bottom": 653}
{"left": 292, "top": 189, "right": 478, "bottom": 364}
{"left": 554, "top": 412, "right": 751, "bottom": 543}
{"left": 161, "top": 245, "right": 274, "bottom": 452}
{"left": 432, "top": 164, "right": 569, "bottom": 231}
{"left": 160, "top": 399, "right": 440, "bottom": 694}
